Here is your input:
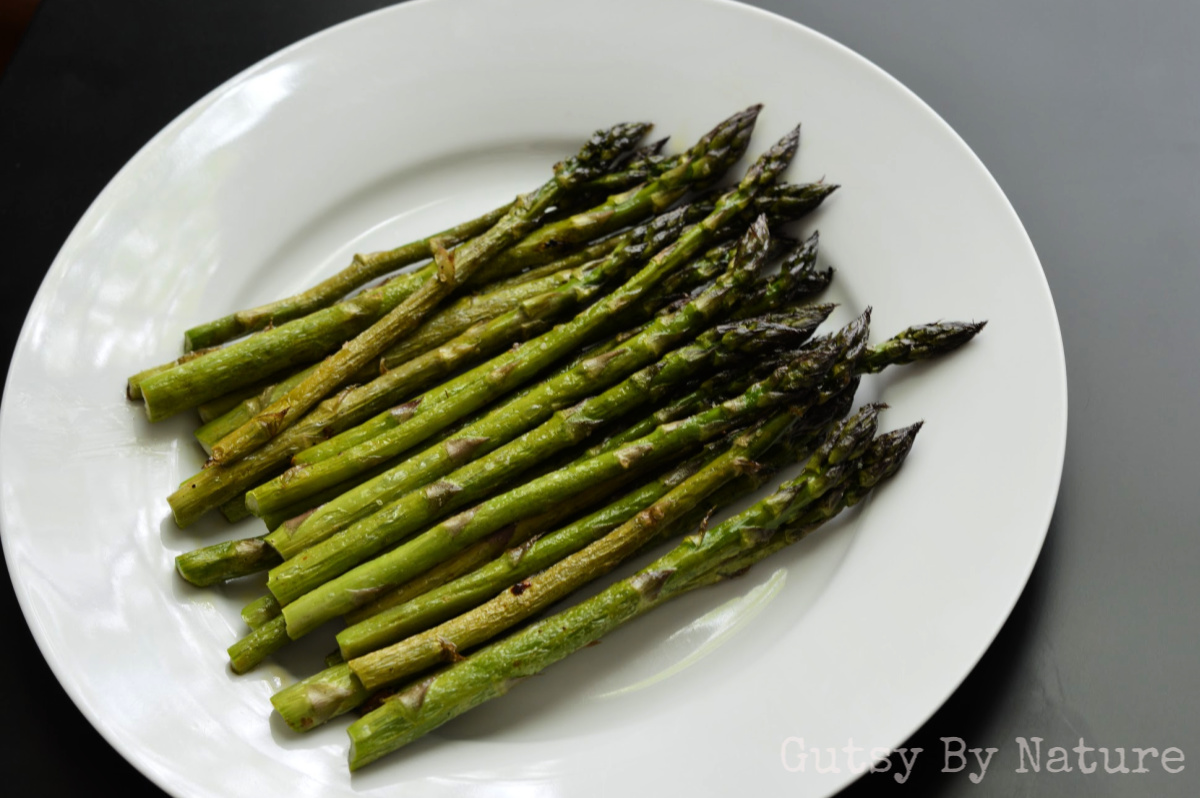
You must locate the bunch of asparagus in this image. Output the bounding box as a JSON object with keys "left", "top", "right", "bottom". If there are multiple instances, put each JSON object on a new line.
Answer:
{"left": 131, "top": 106, "right": 984, "bottom": 770}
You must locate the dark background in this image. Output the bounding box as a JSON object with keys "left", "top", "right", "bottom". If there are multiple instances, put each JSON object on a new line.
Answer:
{"left": 2, "top": 1, "right": 1197, "bottom": 795}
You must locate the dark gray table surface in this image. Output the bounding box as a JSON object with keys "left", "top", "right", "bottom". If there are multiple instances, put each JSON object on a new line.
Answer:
{"left": 2, "top": 1, "right": 1197, "bottom": 795}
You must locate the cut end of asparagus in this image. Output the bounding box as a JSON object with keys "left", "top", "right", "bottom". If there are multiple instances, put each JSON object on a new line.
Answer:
{"left": 270, "top": 663, "right": 367, "bottom": 732}
{"left": 241, "top": 594, "right": 283, "bottom": 629}
{"left": 175, "top": 537, "right": 281, "bottom": 587}
{"left": 228, "top": 615, "right": 290, "bottom": 674}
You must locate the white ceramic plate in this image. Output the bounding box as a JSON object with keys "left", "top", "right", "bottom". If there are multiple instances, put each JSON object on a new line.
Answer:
{"left": 0, "top": 0, "right": 1066, "bottom": 795}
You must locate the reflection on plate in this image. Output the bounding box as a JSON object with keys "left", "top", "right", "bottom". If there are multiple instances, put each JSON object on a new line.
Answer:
{"left": 0, "top": 1, "right": 1065, "bottom": 796}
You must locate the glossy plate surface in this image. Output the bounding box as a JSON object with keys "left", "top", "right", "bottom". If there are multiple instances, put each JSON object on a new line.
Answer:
{"left": 0, "top": 0, "right": 1065, "bottom": 795}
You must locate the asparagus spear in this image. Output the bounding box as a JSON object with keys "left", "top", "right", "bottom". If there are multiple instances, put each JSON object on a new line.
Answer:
{"left": 181, "top": 332, "right": 654, "bottom": 585}
{"left": 142, "top": 109, "right": 767, "bottom": 423}
{"left": 247, "top": 223, "right": 809, "bottom": 538}
{"left": 269, "top": 452, "right": 715, "bottom": 731}
{"left": 274, "top": 312, "right": 990, "bottom": 643}
{"left": 193, "top": 261, "right": 592, "bottom": 452}
{"left": 208, "top": 122, "right": 660, "bottom": 465}
{"left": 270, "top": 313, "right": 852, "bottom": 646}
{"left": 585, "top": 361, "right": 779, "bottom": 458}
{"left": 344, "top": 417, "right": 918, "bottom": 769}
{"left": 342, "top": 404, "right": 878, "bottom": 695}
{"left": 238, "top": 125, "right": 801, "bottom": 508}
{"left": 174, "top": 537, "right": 279, "bottom": 588}
{"left": 237, "top": 470, "right": 645, "bottom": 632}
{"left": 290, "top": 181, "right": 834, "bottom": 468}
{"left": 333, "top": 404, "right": 833, "bottom": 660}
{"left": 231, "top": 307, "right": 984, "bottom": 667}
{"left": 174, "top": 211, "right": 703, "bottom": 525}
{"left": 859, "top": 320, "right": 987, "bottom": 373}
{"left": 182, "top": 137, "right": 679, "bottom": 354}
{"left": 471, "top": 106, "right": 760, "bottom": 279}
{"left": 138, "top": 121, "right": 649, "bottom": 423}
{"left": 126, "top": 346, "right": 218, "bottom": 400}
{"left": 167, "top": 199, "right": 711, "bottom": 527}
{"left": 692, "top": 422, "right": 923, "bottom": 581}
{"left": 227, "top": 329, "right": 846, "bottom": 673}
{"left": 259, "top": 218, "right": 785, "bottom": 593}
{"left": 180, "top": 207, "right": 512, "bottom": 352}
{"left": 240, "top": 595, "right": 280, "bottom": 630}
{"left": 269, "top": 411, "right": 847, "bottom": 733}
{"left": 263, "top": 292, "right": 811, "bottom": 610}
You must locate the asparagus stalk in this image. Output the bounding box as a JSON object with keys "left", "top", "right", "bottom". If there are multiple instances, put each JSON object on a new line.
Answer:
{"left": 195, "top": 198, "right": 674, "bottom": 442}
{"left": 241, "top": 595, "right": 280, "bottom": 630}
{"left": 261, "top": 218, "right": 786, "bottom": 599}
{"left": 271, "top": 313, "right": 852, "bottom": 646}
{"left": 126, "top": 346, "right": 218, "bottom": 400}
{"left": 471, "top": 106, "right": 760, "bottom": 279}
{"left": 180, "top": 206, "right": 512, "bottom": 352}
{"left": 241, "top": 124, "right": 802, "bottom": 511}
{"left": 183, "top": 137, "right": 678, "bottom": 354}
{"left": 327, "top": 371, "right": 839, "bottom": 632}
{"left": 691, "top": 422, "right": 922, "bottom": 582}
{"left": 344, "top": 404, "right": 878, "bottom": 695}
{"left": 275, "top": 312, "right": 991, "bottom": 644}
{"left": 859, "top": 321, "right": 987, "bottom": 373}
{"left": 138, "top": 120, "right": 650, "bottom": 423}
{"left": 289, "top": 182, "right": 832, "bottom": 469}
{"left": 218, "top": 494, "right": 253, "bottom": 523}
{"left": 585, "top": 362, "right": 777, "bottom": 459}
{"left": 340, "top": 468, "right": 655, "bottom": 626}
{"left": 209, "top": 122, "right": 658, "bottom": 465}
{"left": 174, "top": 537, "right": 277, "bottom": 588}
{"left": 167, "top": 199, "right": 710, "bottom": 528}
{"left": 193, "top": 261, "right": 591, "bottom": 452}
{"left": 251, "top": 457, "right": 401, "bottom": 533}
{"left": 344, "top": 416, "right": 917, "bottom": 769}
{"left": 334, "top": 425, "right": 784, "bottom": 661}
{"left": 269, "top": 453, "right": 715, "bottom": 732}
{"left": 227, "top": 334, "right": 841, "bottom": 673}
{"left": 181, "top": 333, "right": 652, "bottom": 586}
{"left": 272, "top": 425, "right": 780, "bottom": 733}
{"left": 264, "top": 295, "right": 804, "bottom": 610}
{"left": 334, "top": 453, "right": 714, "bottom": 660}
{"left": 238, "top": 470, "right": 645, "bottom": 633}
{"left": 249, "top": 226, "right": 810, "bottom": 543}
